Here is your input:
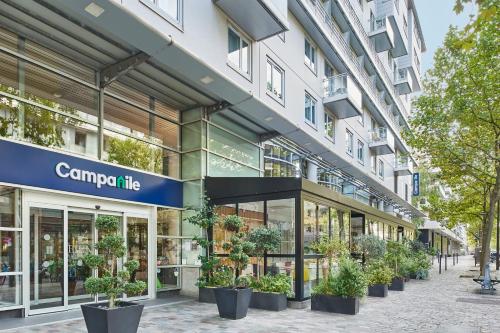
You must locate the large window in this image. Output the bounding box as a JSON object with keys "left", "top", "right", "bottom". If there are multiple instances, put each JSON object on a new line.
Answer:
{"left": 264, "top": 143, "right": 302, "bottom": 177}
{"left": 357, "top": 140, "right": 364, "bottom": 164}
{"left": 324, "top": 113, "right": 335, "bottom": 141}
{"left": 142, "top": 0, "right": 182, "bottom": 24}
{"left": 304, "top": 38, "right": 316, "bottom": 72}
{"left": 305, "top": 93, "right": 316, "bottom": 126}
{"left": 267, "top": 199, "right": 295, "bottom": 254}
{"left": 266, "top": 58, "right": 284, "bottom": 102}
{"left": 346, "top": 130, "right": 354, "bottom": 156}
{"left": 378, "top": 159, "right": 385, "bottom": 179}
{"left": 228, "top": 26, "right": 250, "bottom": 76}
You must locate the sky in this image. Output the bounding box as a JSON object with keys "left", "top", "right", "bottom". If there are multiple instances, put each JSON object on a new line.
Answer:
{"left": 413, "top": 0, "right": 477, "bottom": 73}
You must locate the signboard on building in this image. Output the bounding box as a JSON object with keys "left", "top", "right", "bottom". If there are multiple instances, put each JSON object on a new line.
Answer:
{"left": 0, "top": 139, "right": 182, "bottom": 207}
{"left": 412, "top": 173, "right": 420, "bottom": 196}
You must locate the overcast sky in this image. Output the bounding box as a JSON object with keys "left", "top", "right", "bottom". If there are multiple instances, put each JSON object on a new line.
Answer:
{"left": 414, "top": 0, "right": 477, "bottom": 74}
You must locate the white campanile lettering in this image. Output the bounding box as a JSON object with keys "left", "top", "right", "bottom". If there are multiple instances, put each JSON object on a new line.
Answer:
{"left": 55, "top": 162, "right": 70, "bottom": 178}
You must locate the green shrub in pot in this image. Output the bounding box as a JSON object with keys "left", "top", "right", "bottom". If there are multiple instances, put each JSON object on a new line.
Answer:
{"left": 366, "top": 260, "right": 394, "bottom": 286}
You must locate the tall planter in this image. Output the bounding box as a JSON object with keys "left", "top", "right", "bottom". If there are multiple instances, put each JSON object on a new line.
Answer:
{"left": 81, "top": 302, "right": 144, "bottom": 333}
{"left": 214, "top": 287, "right": 252, "bottom": 319}
{"left": 249, "top": 291, "right": 287, "bottom": 311}
{"left": 368, "top": 284, "right": 388, "bottom": 297}
{"left": 311, "top": 294, "right": 359, "bottom": 315}
{"left": 199, "top": 287, "right": 216, "bottom": 303}
{"left": 388, "top": 277, "right": 405, "bottom": 291}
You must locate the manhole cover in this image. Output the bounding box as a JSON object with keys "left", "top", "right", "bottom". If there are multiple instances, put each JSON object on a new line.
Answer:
{"left": 456, "top": 297, "right": 500, "bottom": 305}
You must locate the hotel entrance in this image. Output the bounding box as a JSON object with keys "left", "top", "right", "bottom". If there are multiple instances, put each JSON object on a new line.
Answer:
{"left": 22, "top": 191, "right": 152, "bottom": 316}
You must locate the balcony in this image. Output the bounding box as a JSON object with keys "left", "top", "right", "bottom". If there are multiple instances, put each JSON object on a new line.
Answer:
{"left": 394, "top": 157, "right": 413, "bottom": 176}
{"left": 394, "top": 68, "right": 413, "bottom": 95}
{"left": 374, "top": 0, "right": 408, "bottom": 57}
{"left": 323, "top": 74, "right": 363, "bottom": 119}
{"left": 368, "top": 127, "right": 395, "bottom": 155}
{"left": 368, "top": 16, "right": 395, "bottom": 52}
{"left": 214, "top": 0, "right": 288, "bottom": 41}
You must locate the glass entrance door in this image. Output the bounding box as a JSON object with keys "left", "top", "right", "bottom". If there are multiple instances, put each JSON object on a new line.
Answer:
{"left": 29, "top": 206, "right": 65, "bottom": 312}
{"left": 126, "top": 216, "right": 149, "bottom": 298}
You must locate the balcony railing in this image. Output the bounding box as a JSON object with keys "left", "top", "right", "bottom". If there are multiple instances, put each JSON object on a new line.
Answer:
{"left": 334, "top": 0, "right": 409, "bottom": 119}
{"left": 368, "top": 126, "right": 395, "bottom": 154}
{"left": 323, "top": 73, "right": 362, "bottom": 118}
{"left": 369, "top": 126, "right": 388, "bottom": 142}
{"left": 324, "top": 73, "right": 348, "bottom": 97}
{"left": 370, "top": 16, "right": 387, "bottom": 33}
{"left": 304, "top": 0, "right": 406, "bottom": 145}
{"left": 394, "top": 156, "right": 412, "bottom": 175}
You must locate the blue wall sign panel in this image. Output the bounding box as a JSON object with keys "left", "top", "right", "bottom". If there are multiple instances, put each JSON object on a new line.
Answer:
{"left": 412, "top": 173, "right": 420, "bottom": 196}
{"left": 0, "top": 139, "right": 182, "bottom": 207}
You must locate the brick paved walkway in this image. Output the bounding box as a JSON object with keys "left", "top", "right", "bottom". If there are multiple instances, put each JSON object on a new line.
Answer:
{"left": 2, "top": 255, "right": 500, "bottom": 333}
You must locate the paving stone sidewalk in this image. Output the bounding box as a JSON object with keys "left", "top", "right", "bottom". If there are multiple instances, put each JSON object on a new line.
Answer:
{"left": 2, "top": 255, "right": 500, "bottom": 333}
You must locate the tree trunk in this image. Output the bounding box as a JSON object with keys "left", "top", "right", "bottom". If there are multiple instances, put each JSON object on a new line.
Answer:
{"left": 480, "top": 166, "right": 500, "bottom": 275}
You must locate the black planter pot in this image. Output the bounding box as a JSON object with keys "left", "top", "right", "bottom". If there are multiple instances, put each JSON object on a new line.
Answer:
{"left": 409, "top": 273, "right": 417, "bottom": 280}
{"left": 368, "top": 284, "right": 388, "bottom": 297}
{"left": 214, "top": 287, "right": 252, "bottom": 320}
{"left": 389, "top": 277, "right": 405, "bottom": 291}
{"left": 249, "top": 291, "right": 287, "bottom": 311}
{"left": 81, "top": 301, "right": 144, "bottom": 333}
{"left": 311, "top": 294, "right": 359, "bottom": 315}
{"left": 199, "top": 287, "right": 216, "bottom": 303}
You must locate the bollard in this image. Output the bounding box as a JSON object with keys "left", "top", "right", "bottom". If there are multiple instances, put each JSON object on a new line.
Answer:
{"left": 445, "top": 255, "right": 447, "bottom": 270}
{"left": 453, "top": 253, "right": 456, "bottom": 266}
{"left": 457, "top": 254, "right": 458, "bottom": 264}
{"left": 439, "top": 255, "right": 442, "bottom": 274}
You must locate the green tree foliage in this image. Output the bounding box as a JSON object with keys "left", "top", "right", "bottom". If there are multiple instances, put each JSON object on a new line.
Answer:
{"left": 107, "top": 137, "right": 163, "bottom": 174}
{"left": 353, "top": 234, "right": 386, "bottom": 263}
{"left": 384, "top": 241, "right": 409, "bottom": 278}
{"left": 365, "top": 259, "right": 394, "bottom": 286}
{"left": 453, "top": 0, "right": 497, "bottom": 46}
{"left": 405, "top": 4, "right": 500, "bottom": 274}
{"left": 83, "top": 215, "right": 146, "bottom": 308}
{"left": 313, "top": 257, "right": 367, "bottom": 298}
{"left": 310, "top": 236, "right": 349, "bottom": 280}
{"left": 247, "top": 226, "right": 281, "bottom": 280}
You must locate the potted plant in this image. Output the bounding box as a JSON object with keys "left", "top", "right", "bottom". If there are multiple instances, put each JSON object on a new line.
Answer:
{"left": 185, "top": 197, "right": 220, "bottom": 303}
{"left": 47, "top": 258, "right": 78, "bottom": 296}
{"left": 385, "top": 241, "right": 408, "bottom": 291}
{"left": 81, "top": 215, "right": 147, "bottom": 333}
{"left": 366, "top": 259, "right": 393, "bottom": 297}
{"left": 311, "top": 256, "right": 367, "bottom": 315}
{"left": 246, "top": 226, "right": 289, "bottom": 311}
{"left": 353, "top": 234, "right": 386, "bottom": 265}
{"left": 213, "top": 215, "right": 255, "bottom": 319}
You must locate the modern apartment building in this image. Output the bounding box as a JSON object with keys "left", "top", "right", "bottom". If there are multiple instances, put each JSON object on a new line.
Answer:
{"left": 0, "top": 0, "right": 426, "bottom": 315}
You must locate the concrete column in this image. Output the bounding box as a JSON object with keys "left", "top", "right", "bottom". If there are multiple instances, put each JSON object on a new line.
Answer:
{"left": 307, "top": 161, "right": 318, "bottom": 183}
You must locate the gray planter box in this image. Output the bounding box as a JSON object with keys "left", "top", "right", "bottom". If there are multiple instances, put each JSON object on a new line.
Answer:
{"left": 214, "top": 287, "right": 252, "bottom": 320}
{"left": 250, "top": 291, "right": 287, "bottom": 311}
{"left": 311, "top": 294, "right": 359, "bottom": 315}
{"left": 81, "top": 301, "right": 144, "bottom": 333}
{"left": 389, "top": 277, "right": 405, "bottom": 291}
{"left": 198, "top": 287, "right": 216, "bottom": 303}
{"left": 368, "top": 284, "right": 388, "bottom": 297}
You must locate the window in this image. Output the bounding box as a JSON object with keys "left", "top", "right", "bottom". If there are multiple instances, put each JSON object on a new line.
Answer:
{"left": 142, "top": 0, "right": 182, "bottom": 24}
{"left": 358, "top": 0, "right": 364, "bottom": 11}
{"left": 266, "top": 58, "right": 284, "bottom": 102}
{"left": 324, "top": 113, "right": 335, "bottom": 141}
{"left": 371, "top": 155, "right": 377, "bottom": 174}
{"left": 414, "top": 49, "right": 420, "bottom": 73}
{"left": 304, "top": 38, "right": 316, "bottom": 72}
{"left": 358, "top": 109, "right": 364, "bottom": 125}
{"left": 74, "top": 131, "right": 86, "bottom": 148}
{"left": 378, "top": 159, "right": 384, "bottom": 178}
{"left": 405, "top": 183, "right": 409, "bottom": 201}
{"left": 403, "top": 15, "right": 408, "bottom": 37}
{"left": 228, "top": 26, "right": 250, "bottom": 76}
{"left": 387, "top": 51, "right": 393, "bottom": 67}
{"left": 305, "top": 93, "right": 316, "bottom": 126}
{"left": 324, "top": 60, "right": 335, "bottom": 78}
{"left": 357, "top": 140, "right": 364, "bottom": 164}
{"left": 346, "top": 130, "right": 354, "bottom": 156}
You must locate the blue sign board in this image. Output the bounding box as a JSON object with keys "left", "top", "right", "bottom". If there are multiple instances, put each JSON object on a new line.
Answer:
{"left": 0, "top": 139, "right": 182, "bottom": 208}
{"left": 412, "top": 173, "right": 420, "bottom": 196}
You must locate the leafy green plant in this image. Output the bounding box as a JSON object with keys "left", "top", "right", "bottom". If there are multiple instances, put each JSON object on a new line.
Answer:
{"left": 83, "top": 215, "right": 146, "bottom": 308}
{"left": 310, "top": 236, "right": 349, "bottom": 280}
{"left": 384, "top": 241, "right": 409, "bottom": 278}
{"left": 247, "top": 227, "right": 281, "bottom": 280}
{"left": 250, "top": 274, "right": 293, "bottom": 297}
{"left": 313, "top": 257, "right": 367, "bottom": 298}
{"left": 220, "top": 215, "right": 255, "bottom": 287}
{"left": 406, "top": 250, "right": 432, "bottom": 279}
{"left": 209, "top": 266, "right": 234, "bottom": 287}
{"left": 366, "top": 260, "right": 394, "bottom": 286}
{"left": 185, "top": 197, "right": 220, "bottom": 288}
{"left": 353, "top": 235, "right": 386, "bottom": 263}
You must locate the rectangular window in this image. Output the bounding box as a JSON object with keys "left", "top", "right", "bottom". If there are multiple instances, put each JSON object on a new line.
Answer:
{"left": 304, "top": 38, "right": 316, "bottom": 72}
{"left": 143, "top": 0, "right": 182, "bottom": 24}
{"left": 266, "top": 58, "right": 284, "bottom": 102}
{"left": 305, "top": 93, "right": 316, "bottom": 126}
{"left": 414, "top": 49, "right": 420, "bottom": 73}
{"left": 324, "top": 113, "right": 335, "bottom": 141}
{"left": 228, "top": 26, "right": 250, "bottom": 76}
{"left": 346, "top": 130, "right": 354, "bottom": 156}
{"left": 357, "top": 140, "right": 364, "bottom": 164}
{"left": 324, "top": 60, "right": 335, "bottom": 78}
{"left": 405, "top": 183, "right": 409, "bottom": 201}
{"left": 371, "top": 155, "right": 377, "bottom": 174}
{"left": 378, "top": 159, "right": 384, "bottom": 178}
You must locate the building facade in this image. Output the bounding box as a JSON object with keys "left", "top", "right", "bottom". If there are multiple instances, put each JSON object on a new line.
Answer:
{"left": 0, "top": 0, "right": 425, "bottom": 315}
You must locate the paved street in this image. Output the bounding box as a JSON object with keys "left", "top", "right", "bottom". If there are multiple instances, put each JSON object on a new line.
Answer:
{"left": 2, "top": 256, "right": 499, "bottom": 333}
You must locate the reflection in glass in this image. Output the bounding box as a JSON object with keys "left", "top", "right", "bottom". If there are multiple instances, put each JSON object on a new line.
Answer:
{"left": 238, "top": 202, "right": 264, "bottom": 233}
{"left": 213, "top": 205, "right": 236, "bottom": 254}
{"left": 0, "top": 187, "right": 20, "bottom": 228}
{"left": 157, "top": 238, "right": 180, "bottom": 266}
{"left": 267, "top": 199, "right": 295, "bottom": 255}
{"left": 0, "top": 230, "right": 21, "bottom": 273}
{"left": 157, "top": 208, "right": 180, "bottom": 236}
{"left": 157, "top": 267, "right": 180, "bottom": 290}
{"left": 318, "top": 205, "right": 329, "bottom": 239}
{"left": 30, "top": 207, "right": 64, "bottom": 310}
{"left": 181, "top": 239, "right": 200, "bottom": 266}
{"left": 266, "top": 257, "right": 295, "bottom": 297}
{"left": 0, "top": 275, "right": 21, "bottom": 308}
{"left": 304, "top": 258, "right": 319, "bottom": 298}
{"left": 303, "top": 201, "right": 316, "bottom": 254}
{"left": 127, "top": 217, "right": 148, "bottom": 296}
{"left": 67, "top": 211, "right": 94, "bottom": 305}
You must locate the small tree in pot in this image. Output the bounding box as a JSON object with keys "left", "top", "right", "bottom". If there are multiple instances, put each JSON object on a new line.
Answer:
{"left": 385, "top": 240, "right": 409, "bottom": 291}
{"left": 185, "top": 197, "right": 220, "bottom": 303}
{"left": 246, "top": 226, "right": 289, "bottom": 311}
{"left": 214, "top": 215, "right": 255, "bottom": 319}
{"left": 81, "top": 215, "right": 147, "bottom": 333}
{"left": 353, "top": 234, "right": 386, "bottom": 265}
{"left": 366, "top": 259, "right": 393, "bottom": 297}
